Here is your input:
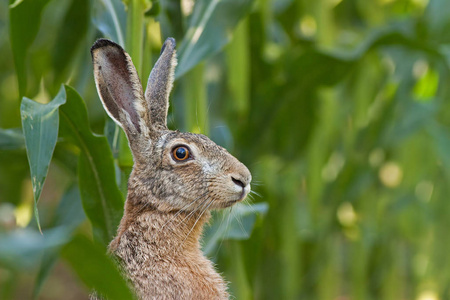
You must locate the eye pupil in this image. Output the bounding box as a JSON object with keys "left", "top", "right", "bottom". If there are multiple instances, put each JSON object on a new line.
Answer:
{"left": 176, "top": 147, "right": 186, "bottom": 159}
{"left": 174, "top": 147, "right": 189, "bottom": 160}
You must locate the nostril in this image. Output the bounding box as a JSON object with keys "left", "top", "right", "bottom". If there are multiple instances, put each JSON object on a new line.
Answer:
{"left": 231, "top": 176, "right": 245, "bottom": 188}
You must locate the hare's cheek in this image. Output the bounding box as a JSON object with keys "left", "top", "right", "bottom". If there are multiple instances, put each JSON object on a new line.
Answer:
{"left": 202, "top": 162, "right": 216, "bottom": 174}
{"left": 174, "top": 164, "right": 204, "bottom": 187}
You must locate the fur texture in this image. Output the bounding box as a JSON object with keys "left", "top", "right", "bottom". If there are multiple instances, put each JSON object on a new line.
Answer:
{"left": 90, "top": 38, "right": 251, "bottom": 299}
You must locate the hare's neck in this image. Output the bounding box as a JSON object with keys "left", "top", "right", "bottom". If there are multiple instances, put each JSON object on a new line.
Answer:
{"left": 108, "top": 199, "right": 229, "bottom": 300}
{"left": 110, "top": 199, "right": 211, "bottom": 257}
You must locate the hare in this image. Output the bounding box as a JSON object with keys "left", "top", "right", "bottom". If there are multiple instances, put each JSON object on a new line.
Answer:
{"left": 90, "top": 37, "right": 251, "bottom": 299}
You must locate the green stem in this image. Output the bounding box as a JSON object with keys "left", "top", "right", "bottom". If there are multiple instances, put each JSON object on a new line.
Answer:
{"left": 226, "top": 242, "right": 252, "bottom": 300}
{"left": 226, "top": 18, "right": 249, "bottom": 120}
{"left": 306, "top": 88, "right": 337, "bottom": 226}
{"left": 118, "top": 0, "right": 146, "bottom": 169}
{"left": 313, "top": 0, "right": 334, "bottom": 47}
{"left": 126, "top": 0, "right": 145, "bottom": 79}
{"left": 184, "top": 63, "right": 208, "bottom": 135}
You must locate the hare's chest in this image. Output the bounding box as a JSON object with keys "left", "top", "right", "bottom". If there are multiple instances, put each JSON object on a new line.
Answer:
{"left": 128, "top": 255, "right": 228, "bottom": 299}
{"left": 114, "top": 239, "right": 228, "bottom": 299}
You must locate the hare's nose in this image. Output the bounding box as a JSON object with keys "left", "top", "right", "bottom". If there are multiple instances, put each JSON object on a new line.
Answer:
{"left": 231, "top": 176, "right": 245, "bottom": 188}
{"left": 231, "top": 173, "right": 251, "bottom": 188}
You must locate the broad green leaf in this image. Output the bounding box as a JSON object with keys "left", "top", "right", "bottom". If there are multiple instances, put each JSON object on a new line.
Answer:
{"left": 92, "top": 0, "right": 127, "bottom": 46}
{"left": 51, "top": 0, "right": 90, "bottom": 84}
{"left": 202, "top": 202, "right": 268, "bottom": 256}
{"left": 59, "top": 85, "right": 124, "bottom": 246}
{"left": 175, "top": 0, "right": 254, "bottom": 78}
{"left": 424, "top": 0, "right": 450, "bottom": 43}
{"left": 20, "top": 86, "right": 66, "bottom": 232}
{"left": 348, "top": 27, "right": 446, "bottom": 63}
{"left": 242, "top": 49, "right": 355, "bottom": 159}
{"left": 0, "top": 128, "right": 25, "bottom": 150}
{"left": 384, "top": 102, "right": 437, "bottom": 146}
{"left": 61, "top": 234, "right": 135, "bottom": 300}
{"left": 33, "top": 186, "right": 85, "bottom": 299}
{"left": 0, "top": 226, "right": 71, "bottom": 270}
{"left": 9, "top": 0, "right": 52, "bottom": 97}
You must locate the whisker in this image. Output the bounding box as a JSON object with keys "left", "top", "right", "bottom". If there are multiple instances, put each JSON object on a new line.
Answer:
{"left": 207, "top": 209, "right": 229, "bottom": 258}
{"left": 161, "top": 192, "right": 208, "bottom": 229}
{"left": 215, "top": 207, "right": 232, "bottom": 257}
{"left": 136, "top": 200, "right": 153, "bottom": 214}
{"left": 177, "top": 195, "right": 210, "bottom": 227}
{"left": 233, "top": 208, "right": 248, "bottom": 237}
{"left": 180, "top": 197, "right": 215, "bottom": 248}
{"left": 242, "top": 199, "right": 257, "bottom": 214}
{"left": 246, "top": 194, "right": 255, "bottom": 202}
{"left": 205, "top": 95, "right": 214, "bottom": 130}
{"left": 250, "top": 190, "right": 262, "bottom": 198}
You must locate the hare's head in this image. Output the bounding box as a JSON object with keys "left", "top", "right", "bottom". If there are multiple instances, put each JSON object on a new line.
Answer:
{"left": 91, "top": 38, "right": 251, "bottom": 212}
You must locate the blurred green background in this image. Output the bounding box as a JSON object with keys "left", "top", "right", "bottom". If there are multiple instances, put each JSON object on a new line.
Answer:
{"left": 1, "top": 0, "right": 450, "bottom": 299}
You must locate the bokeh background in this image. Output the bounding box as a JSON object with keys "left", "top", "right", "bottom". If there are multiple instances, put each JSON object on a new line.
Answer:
{"left": 1, "top": 0, "right": 450, "bottom": 299}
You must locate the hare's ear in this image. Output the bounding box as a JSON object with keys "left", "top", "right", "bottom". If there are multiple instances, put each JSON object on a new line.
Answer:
{"left": 145, "top": 38, "right": 177, "bottom": 131}
{"left": 91, "top": 39, "right": 151, "bottom": 139}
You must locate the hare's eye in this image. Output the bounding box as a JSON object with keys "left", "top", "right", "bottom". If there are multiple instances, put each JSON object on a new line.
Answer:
{"left": 172, "top": 146, "right": 190, "bottom": 161}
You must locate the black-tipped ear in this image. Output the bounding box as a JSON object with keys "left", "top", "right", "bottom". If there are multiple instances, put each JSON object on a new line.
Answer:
{"left": 145, "top": 38, "right": 177, "bottom": 131}
{"left": 91, "top": 39, "right": 150, "bottom": 137}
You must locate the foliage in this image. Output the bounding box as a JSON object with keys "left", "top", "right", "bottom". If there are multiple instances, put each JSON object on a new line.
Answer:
{"left": 1, "top": 0, "right": 450, "bottom": 299}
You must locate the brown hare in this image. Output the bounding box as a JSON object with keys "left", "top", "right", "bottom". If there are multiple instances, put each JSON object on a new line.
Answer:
{"left": 90, "top": 38, "right": 251, "bottom": 299}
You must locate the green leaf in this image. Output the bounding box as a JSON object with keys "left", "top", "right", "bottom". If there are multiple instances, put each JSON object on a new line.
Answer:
{"left": 175, "top": 0, "right": 254, "bottom": 78}
{"left": 413, "top": 66, "right": 439, "bottom": 101}
{"left": 0, "top": 227, "right": 71, "bottom": 270}
{"left": 51, "top": 0, "right": 90, "bottom": 84}
{"left": 0, "top": 269, "right": 15, "bottom": 300}
{"left": 0, "top": 150, "right": 29, "bottom": 206}
{"left": 61, "top": 234, "right": 135, "bottom": 300}
{"left": 104, "top": 119, "right": 121, "bottom": 159}
{"left": 33, "top": 186, "right": 85, "bottom": 299}
{"left": 0, "top": 128, "right": 25, "bottom": 150}
{"left": 429, "top": 122, "right": 450, "bottom": 179}
{"left": 145, "top": 1, "right": 160, "bottom": 16}
{"left": 9, "top": 0, "right": 52, "bottom": 97}
{"left": 59, "top": 85, "right": 124, "bottom": 246}
{"left": 20, "top": 86, "right": 66, "bottom": 232}
{"left": 202, "top": 202, "right": 268, "bottom": 256}
{"left": 0, "top": 184, "right": 85, "bottom": 298}
{"left": 92, "top": 0, "right": 127, "bottom": 46}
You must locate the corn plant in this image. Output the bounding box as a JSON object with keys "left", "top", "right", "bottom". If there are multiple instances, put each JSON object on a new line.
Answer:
{"left": 1, "top": 0, "right": 450, "bottom": 299}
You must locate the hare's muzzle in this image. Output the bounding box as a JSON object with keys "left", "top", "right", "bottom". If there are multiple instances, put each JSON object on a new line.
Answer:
{"left": 230, "top": 173, "right": 251, "bottom": 201}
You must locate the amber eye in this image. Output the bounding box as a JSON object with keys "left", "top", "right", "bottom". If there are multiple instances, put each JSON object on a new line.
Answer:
{"left": 173, "top": 146, "right": 190, "bottom": 161}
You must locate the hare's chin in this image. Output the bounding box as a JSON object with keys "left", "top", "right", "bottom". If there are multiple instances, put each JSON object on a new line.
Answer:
{"left": 220, "top": 199, "right": 241, "bottom": 208}
{"left": 220, "top": 188, "right": 250, "bottom": 208}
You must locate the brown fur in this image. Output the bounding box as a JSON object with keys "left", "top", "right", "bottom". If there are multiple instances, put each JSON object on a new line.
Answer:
{"left": 90, "top": 38, "right": 251, "bottom": 299}
{"left": 109, "top": 197, "right": 227, "bottom": 299}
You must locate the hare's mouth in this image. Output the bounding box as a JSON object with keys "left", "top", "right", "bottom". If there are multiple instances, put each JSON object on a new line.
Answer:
{"left": 238, "top": 184, "right": 251, "bottom": 200}
{"left": 220, "top": 185, "right": 250, "bottom": 208}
